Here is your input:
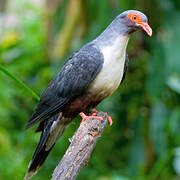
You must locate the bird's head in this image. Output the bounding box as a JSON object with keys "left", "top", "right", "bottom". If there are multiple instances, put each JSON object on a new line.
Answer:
{"left": 114, "top": 10, "right": 152, "bottom": 36}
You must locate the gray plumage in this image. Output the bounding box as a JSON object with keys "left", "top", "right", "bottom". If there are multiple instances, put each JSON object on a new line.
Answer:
{"left": 24, "top": 10, "right": 151, "bottom": 179}
{"left": 26, "top": 43, "right": 104, "bottom": 129}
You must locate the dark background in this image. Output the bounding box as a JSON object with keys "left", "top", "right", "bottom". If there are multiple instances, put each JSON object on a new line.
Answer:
{"left": 0, "top": 0, "right": 180, "bottom": 179}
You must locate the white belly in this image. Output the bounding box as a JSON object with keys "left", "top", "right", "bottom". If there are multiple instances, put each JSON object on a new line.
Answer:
{"left": 88, "top": 35, "right": 129, "bottom": 99}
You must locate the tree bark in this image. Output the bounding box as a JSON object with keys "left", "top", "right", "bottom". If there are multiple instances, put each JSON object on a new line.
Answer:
{"left": 51, "top": 112, "right": 108, "bottom": 180}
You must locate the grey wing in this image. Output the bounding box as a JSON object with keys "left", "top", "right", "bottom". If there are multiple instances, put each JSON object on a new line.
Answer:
{"left": 121, "top": 52, "right": 129, "bottom": 83}
{"left": 25, "top": 44, "right": 104, "bottom": 129}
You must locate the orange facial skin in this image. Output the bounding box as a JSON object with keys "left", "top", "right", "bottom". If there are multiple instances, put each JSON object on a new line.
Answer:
{"left": 127, "top": 13, "right": 152, "bottom": 36}
{"left": 127, "top": 13, "right": 142, "bottom": 24}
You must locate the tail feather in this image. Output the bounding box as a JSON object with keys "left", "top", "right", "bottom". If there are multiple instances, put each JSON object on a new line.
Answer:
{"left": 24, "top": 114, "right": 68, "bottom": 180}
{"left": 24, "top": 145, "right": 55, "bottom": 180}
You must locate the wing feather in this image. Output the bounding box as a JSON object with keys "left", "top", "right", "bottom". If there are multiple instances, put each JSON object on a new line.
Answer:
{"left": 25, "top": 44, "right": 104, "bottom": 129}
{"left": 121, "top": 52, "right": 129, "bottom": 83}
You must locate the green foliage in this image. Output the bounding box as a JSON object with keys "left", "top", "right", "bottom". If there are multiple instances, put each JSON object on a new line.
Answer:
{"left": 0, "top": 0, "right": 180, "bottom": 180}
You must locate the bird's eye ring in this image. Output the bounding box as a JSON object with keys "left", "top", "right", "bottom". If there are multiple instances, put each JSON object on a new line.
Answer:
{"left": 133, "top": 16, "right": 137, "bottom": 20}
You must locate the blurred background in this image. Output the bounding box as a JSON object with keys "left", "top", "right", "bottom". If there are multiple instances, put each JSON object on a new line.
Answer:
{"left": 0, "top": 0, "right": 180, "bottom": 179}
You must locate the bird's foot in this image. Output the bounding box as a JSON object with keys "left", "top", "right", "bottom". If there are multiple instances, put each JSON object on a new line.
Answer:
{"left": 79, "top": 112, "right": 103, "bottom": 125}
{"left": 92, "top": 110, "right": 113, "bottom": 126}
{"left": 79, "top": 111, "right": 113, "bottom": 126}
{"left": 104, "top": 112, "right": 113, "bottom": 126}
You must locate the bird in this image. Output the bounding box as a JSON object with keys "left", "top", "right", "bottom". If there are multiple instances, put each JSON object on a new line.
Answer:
{"left": 24, "top": 10, "right": 152, "bottom": 179}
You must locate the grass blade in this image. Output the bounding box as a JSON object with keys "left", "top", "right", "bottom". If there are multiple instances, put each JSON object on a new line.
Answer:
{"left": 0, "top": 64, "right": 40, "bottom": 101}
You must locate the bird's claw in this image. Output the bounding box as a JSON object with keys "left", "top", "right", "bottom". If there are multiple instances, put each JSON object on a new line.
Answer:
{"left": 104, "top": 112, "right": 113, "bottom": 126}
{"left": 79, "top": 111, "right": 113, "bottom": 126}
{"left": 79, "top": 112, "right": 103, "bottom": 125}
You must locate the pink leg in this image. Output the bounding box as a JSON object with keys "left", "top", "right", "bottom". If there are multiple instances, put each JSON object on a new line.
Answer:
{"left": 79, "top": 112, "right": 103, "bottom": 125}
{"left": 79, "top": 111, "right": 113, "bottom": 126}
{"left": 104, "top": 112, "right": 113, "bottom": 126}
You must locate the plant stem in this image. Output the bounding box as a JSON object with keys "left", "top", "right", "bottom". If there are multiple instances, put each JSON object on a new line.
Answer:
{"left": 0, "top": 64, "right": 40, "bottom": 101}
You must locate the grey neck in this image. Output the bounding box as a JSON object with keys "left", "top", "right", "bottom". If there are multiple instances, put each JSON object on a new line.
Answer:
{"left": 93, "top": 18, "right": 130, "bottom": 49}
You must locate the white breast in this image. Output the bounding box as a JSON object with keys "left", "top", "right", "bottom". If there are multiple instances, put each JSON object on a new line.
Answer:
{"left": 88, "top": 35, "right": 129, "bottom": 99}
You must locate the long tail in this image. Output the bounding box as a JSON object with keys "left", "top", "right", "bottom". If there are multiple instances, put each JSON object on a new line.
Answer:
{"left": 24, "top": 114, "right": 68, "bottom": 180}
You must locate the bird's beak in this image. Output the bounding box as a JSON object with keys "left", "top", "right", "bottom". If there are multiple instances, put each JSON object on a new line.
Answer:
{"left": 140, "top": 22, "right": 152, "bottom": 36}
